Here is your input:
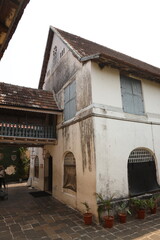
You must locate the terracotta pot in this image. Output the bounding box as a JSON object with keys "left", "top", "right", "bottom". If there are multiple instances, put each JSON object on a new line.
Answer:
{"left": 118, "top": 213, "right": 127, "bottom": 223}
{"left": 104, "top": 216, "right": 114, "bottom": 228}
{"left": 83, "top": 213, "right": 92, "bottom": 225}
{"left": 137, "top": 209, "right": 145, "bottom": 219}
{"left": 150, "top": 207, "right": 157, "bottom": 214}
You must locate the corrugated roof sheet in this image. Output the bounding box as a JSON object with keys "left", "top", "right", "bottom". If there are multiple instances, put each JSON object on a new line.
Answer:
{"left": 0, "top": 82, "right": 61, "bottom": 112}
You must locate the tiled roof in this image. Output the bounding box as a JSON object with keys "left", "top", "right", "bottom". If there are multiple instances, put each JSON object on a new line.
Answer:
{"left": 0, "top": 82, "right": 61, "bottom": 113}
{"left": 39, "top": 27, "right": 160, "bottom": 89}
{"left": 55, "top": 27, "right": 160, "bottom": 76}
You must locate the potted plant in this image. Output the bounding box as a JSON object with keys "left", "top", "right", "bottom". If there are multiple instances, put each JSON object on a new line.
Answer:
{"left": 81, "top": 202, "right": 93, "bottom": 225}
{"left": 96, "top": 193, "right": 114, "bottom": 228}
{"left": 116, "top": 201, "right": 131, "bottom": 223}
{"left": 147, "top": 196, "right": 158, "bottom": 214}
{"left": 131, "top": 198, "right": 147, "bottom": 219}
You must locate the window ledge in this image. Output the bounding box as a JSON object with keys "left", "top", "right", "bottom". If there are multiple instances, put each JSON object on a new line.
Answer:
{"left": 63, "top": 188, "right": 76, "bottom": 197}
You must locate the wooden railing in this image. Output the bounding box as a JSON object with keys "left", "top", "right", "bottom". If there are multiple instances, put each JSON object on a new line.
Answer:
{"left": 0, "top": 122, "right": 56, "bottom": 139}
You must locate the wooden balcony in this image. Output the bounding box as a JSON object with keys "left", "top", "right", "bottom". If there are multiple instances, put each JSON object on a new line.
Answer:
{"left": 0, "top": 122, "right": 56, "bottom": 146}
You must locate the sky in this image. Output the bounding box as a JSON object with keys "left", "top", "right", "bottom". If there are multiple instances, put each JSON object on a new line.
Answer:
{"left": 0, "top": 0, "right": 160, "bottom": 89}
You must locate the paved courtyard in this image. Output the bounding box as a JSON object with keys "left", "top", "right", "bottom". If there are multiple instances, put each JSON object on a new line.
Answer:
{"left": 0, "top": 183, "right": 160, "bottom": 240}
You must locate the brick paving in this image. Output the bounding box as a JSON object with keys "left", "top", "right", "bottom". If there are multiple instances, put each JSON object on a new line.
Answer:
{"left": 0, "top": 183, "right": 160, "bottom": 239}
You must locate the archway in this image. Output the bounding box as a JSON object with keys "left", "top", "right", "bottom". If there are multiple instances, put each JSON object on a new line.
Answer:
{"left": 44, "top": 153, "right": 53, "bottom": 193}
{"left": 128, "top": 148, "right": 160, "bottom": 196}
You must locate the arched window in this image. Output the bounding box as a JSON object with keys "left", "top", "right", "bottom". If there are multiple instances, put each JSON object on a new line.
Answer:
{"left": 128, "top": 148, "right": 159, "bottom": 196}
{"left": 34, "top": 155, "right": 39, "bottom": 178}
{"left": 63, "top": 152, "right": 76, "bottom": 192}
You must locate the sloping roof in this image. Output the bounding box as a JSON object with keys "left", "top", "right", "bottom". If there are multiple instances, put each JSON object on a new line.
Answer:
{"left": 0, "top": 82, "right": 61, "bottom": 114}
{"left": 39, "top": 26, "right": 160, "bottom": 89}
{"left": 0, "top": 0, "right": 30, "bottom": 60}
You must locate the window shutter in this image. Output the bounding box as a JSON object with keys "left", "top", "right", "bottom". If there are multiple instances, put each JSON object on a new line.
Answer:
{"left": 64, "top": 102, "right": 70, "bottom": 121}
{"left": 120, "top": 75, "right": 144, "bottom": 115}
{"left": 121, "top": 76, "right": 134, "bottom": 114}
{"left": 69, "top": 81, "right": 76, "bottom": 100}
{"left": 64, "top": 86, "right": 69, "bottom": 104}
{"left": 132, "top": 79, "right": 144, "bottom": 115}
{"left": 69, "top": 98, "right": 76, "bottom": 119}
{"left": 64, "top": 81, "right": 76, "bottom": 121}
{"left": 122, "top": 93, "right": 134, "bottom": 114}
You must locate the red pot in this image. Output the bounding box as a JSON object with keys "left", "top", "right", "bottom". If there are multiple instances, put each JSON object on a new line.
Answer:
{"left": 118, "top": 213, "right": 127, "bottom": 223}
{"left": 137, "top": 209, "right": 145, "bottom": 219}
{"left": 104, "top": 216, "right": 114, "bottom": 228}
{"left": 83, "top": 213, "right": 92, "bottom": 225}
{"left": 150, "top": 207, "right": 157, "bottom": 214}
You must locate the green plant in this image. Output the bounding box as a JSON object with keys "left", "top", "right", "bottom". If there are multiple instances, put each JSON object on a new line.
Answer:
{"left": 96, "top": 193, "right": 114, "bottom": 217}
{"left": 17, "top": 147, "right": 30, "bottom": 179}
{"left": 146, "top": 197, "right": 156, "bottom": 209}
{"left": 117, "top": 201, "right": 131, "bottom": 215}
{"left": 153, "top": 193, "right": 160, "bottom": 202}
{"left": 82, "top": 202, "right": 90, "bottom": 213}
{"left": 131, "top": 198, "right": 147, "bottom": 210}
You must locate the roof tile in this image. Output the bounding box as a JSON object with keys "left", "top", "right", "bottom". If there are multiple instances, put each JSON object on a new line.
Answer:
{"left": 0, "top": 82, "right": 61, "bottom": 112}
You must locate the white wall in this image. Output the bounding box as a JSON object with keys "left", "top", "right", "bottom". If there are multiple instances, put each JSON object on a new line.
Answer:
{"left": 28, "top": 147, "right": 44, "bottom": 190}
{"left": 94, "top": 117, "right": 158, "bottom": 198}
{"left": 91, "top": 63, "right": 122, "bottom": 108}
{"left": 91, "top": 62, "right": 160, "bottom": 199}
{"left": 143, "top": 79, "right": 160, "bottom": 116}
{"left": 91, "top": 62, "right": 160, "bottom": 123}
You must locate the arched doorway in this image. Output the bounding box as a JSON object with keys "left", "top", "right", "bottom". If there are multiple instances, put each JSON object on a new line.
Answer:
{"left": 44, "top": 153, "right": 53, "bottom": 193}
{"left": 128, "top": 148, "right": 159, "bottom": 196}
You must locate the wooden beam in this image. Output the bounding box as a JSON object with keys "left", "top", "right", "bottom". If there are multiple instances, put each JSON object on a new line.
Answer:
{"left": 9, "top": 0, "right": 19, "bottom": 6}
{"left": 0, "top": 21, "right": 9, "bottom": 33}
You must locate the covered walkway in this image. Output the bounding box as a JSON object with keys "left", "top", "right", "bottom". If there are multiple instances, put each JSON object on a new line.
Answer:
{"left": 0, "top": 183, "right": 160, "bottom": 240}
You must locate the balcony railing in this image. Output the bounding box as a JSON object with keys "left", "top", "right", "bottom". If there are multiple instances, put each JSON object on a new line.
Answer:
{"left": 0, "top": 122, "right": 56, "bottom": 139}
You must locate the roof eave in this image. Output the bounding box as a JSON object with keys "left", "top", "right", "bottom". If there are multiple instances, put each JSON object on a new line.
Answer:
{"left": 0, "top": 104, "right": 62, "bottom": 115}
{"left": 95, "top": 53, "right": 160, "bottom": 83}
{"left": 0, "top": 0, "right": 30, "bottom": 60}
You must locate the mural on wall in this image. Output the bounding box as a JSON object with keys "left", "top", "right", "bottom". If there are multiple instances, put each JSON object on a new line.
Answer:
{"left": 0, "top": 146, "right": 29, "bottom": 181}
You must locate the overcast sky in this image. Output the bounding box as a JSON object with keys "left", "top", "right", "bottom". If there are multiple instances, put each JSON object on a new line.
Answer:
{"left": 0, "top": 0, "right": 160, "bottom": 89}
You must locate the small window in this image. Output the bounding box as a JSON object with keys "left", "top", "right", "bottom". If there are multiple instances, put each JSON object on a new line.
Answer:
{"left": 63, "top": 152, "right": 76, "bottom": 192}
{"left": 34, "top": 155, "right": 39, "bottom": 178}
{"left": 120, "top": 75, "right": 144, "bottom": 115}
{"left": 64, "top": 81, "right": 76, "bottom": 121}
{"left": 53, "top": 46, "right": 57, "bottom": 57}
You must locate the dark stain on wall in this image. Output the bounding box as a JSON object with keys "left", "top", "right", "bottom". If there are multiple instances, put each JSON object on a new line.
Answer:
{"left": 79, "top": 118, "right": 95, "bottom": 172}
{"left": 49, "top": 52, "right": 81, "bottom": 93}
{"left": 77, "top": 64, "right": 92, "bottom": 112}
{"left": 62, "top": 126, "right": 70, "bottom": 148}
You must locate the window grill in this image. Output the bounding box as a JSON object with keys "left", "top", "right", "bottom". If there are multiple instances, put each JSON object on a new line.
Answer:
{"left": 128, "top": 149, "right": 153, "bottom": 163}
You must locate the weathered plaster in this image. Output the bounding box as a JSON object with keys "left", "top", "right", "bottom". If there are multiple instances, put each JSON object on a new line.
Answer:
{"left": 44, "top": 50, "right": 81, "bottom": 94}
{"left": 76, "top": 62, "right": 92, "bottom": 111}
{"left": 79, "top": 118, "right": 95, "bottom": 172}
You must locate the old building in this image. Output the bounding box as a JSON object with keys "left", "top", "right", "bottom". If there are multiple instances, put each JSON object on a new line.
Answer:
{"left": 29, "top": 26, "right": 160, "bottom": 218}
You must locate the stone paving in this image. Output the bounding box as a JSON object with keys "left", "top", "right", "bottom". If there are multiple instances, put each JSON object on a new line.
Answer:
{"left": 0, "top": 183, "right": 160, "bottom": 240}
